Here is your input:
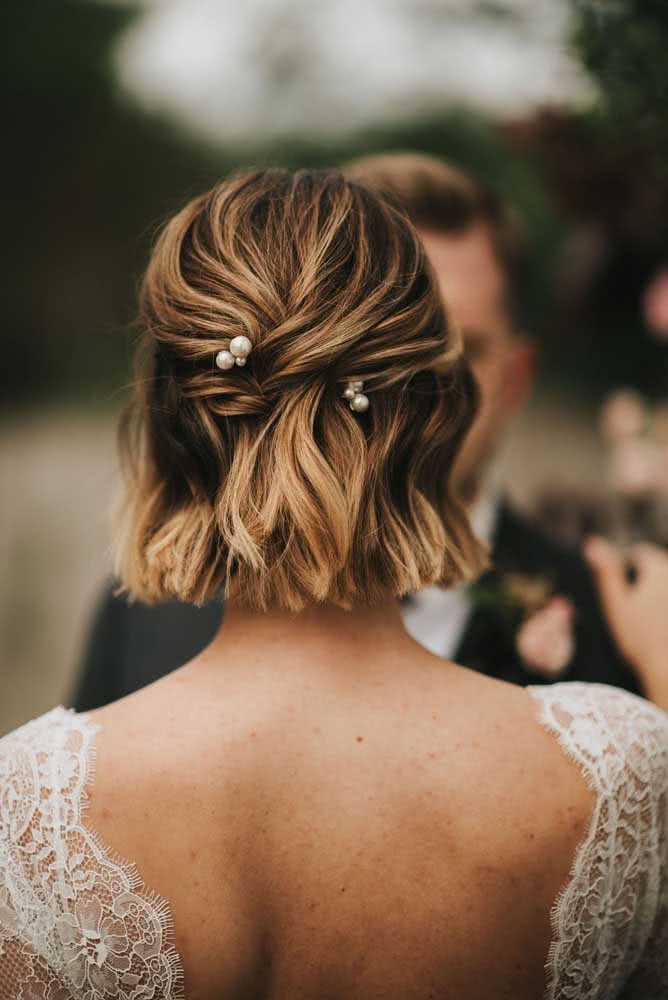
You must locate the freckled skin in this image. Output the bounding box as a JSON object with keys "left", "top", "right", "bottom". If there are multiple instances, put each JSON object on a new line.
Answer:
{"left": 85, "top": 601, "right": 594, "bottom": 999}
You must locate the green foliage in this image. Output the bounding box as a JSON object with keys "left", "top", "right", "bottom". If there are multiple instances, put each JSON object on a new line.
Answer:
{"left": 3, "top": 2, "right": 230, "bottom": 406}
{"left": 545, "top": 1, "right": 668, "bottom": 395}
{"left": 573, "top": 0, "right": 668, "bottom": 154}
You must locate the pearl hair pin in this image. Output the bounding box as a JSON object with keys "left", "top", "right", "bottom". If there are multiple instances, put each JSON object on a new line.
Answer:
{"left": 343, "top": 380, "right": 369, "bottom": 413}
{"left": 216, "top": 335, "right": 253, "bottom": 371}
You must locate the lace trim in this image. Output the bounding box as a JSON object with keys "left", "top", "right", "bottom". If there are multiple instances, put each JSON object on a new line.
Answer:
{"left": 0, "top": 706, "right": 186, "bottom": 1000}
{"left": 4, "top": 685, "right": 667, "bottom": 1000}
{"left": 529, "top": 682, "right": 668, "bottom": 1000}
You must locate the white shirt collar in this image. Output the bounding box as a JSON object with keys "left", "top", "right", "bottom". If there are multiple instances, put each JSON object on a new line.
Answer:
{"left": 470, "top": 488, "right": 501, "bottom": 548}
{"left": 399, "top": 489, "right": 501, "bottom": 659}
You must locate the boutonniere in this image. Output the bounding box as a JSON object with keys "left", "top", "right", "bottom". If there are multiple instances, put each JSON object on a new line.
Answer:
{"left": 469, "top": 572, "right": 576, "bottom": 679}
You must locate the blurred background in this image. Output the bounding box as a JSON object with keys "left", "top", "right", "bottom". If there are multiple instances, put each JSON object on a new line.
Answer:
{"left": 2, "top": 0, "right": 668, "bottom": 732}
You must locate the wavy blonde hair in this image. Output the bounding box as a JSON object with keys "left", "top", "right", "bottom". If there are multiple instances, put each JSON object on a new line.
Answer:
{"left": 115, "top": 168, "right": 487, "bottom": 611}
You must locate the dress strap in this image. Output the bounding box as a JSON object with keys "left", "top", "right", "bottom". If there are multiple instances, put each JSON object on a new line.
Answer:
{"left": 529, "top": 682, "right": 668, "bottom": 1000}
{"left": 0, "top": 706, "right": 185, "bottom": 999}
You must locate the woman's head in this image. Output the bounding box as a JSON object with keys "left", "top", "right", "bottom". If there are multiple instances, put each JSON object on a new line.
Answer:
{"left": 116, "top": 167, "right": 486, "bottom": 610}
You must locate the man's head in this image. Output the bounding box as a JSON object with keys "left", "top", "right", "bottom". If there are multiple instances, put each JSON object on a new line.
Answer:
{"left": 345, "top": 152, "right": 535, "bottom": 502}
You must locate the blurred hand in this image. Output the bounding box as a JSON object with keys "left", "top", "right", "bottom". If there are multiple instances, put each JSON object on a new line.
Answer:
{"left": 585, "top": 536, "right": 668, "bottom": 711}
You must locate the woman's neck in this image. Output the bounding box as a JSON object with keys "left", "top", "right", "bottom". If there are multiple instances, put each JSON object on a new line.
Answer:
{"left": 196, "top": 596, "right": 418, "bottom": 674}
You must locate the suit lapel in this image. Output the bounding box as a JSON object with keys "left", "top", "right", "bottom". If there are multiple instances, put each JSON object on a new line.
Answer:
{"left": 454, "top": 502, "right": 548, "bottom": 684}
{"left": 453, "top": 499, "right": 640, "bottom": 693}
{"left": 454, "top": 579, "right": 523, "bottom": 683}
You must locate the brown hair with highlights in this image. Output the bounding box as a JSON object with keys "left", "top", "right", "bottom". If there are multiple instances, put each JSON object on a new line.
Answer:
{"left": 346, "top": 151, "right": 526, "bottom": 325}
{"left": 115, "top": 167, "right": 487, "bottom": 611}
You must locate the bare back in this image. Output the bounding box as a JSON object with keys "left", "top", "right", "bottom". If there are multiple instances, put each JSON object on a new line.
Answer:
{"left": 3, "top": 623, "right": 667, "bottom": 1000}
{"left": 82, "top": 646, "right": 594, "bottom": 1000}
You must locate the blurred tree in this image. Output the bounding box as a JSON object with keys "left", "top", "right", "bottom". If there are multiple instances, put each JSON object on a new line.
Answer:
{"left": 570, "top": 0, "right": 668, "bottom": 256}
{"left": 2, "top": 0, "right": 559, "bottom": 409}
{"left": 0, "top": 1, "right": 560, "bottom": 406}
{"left": 573, "top": 0, "right": 668, "bottom": 155}
{"left": 496, "top": 2, "right": 668, "bottom": 397}
{"left": 2, "top": 1, "right": 228, "bottom": 406}
{"left": 505, "top": 109, "right": 668, "bottom": 395}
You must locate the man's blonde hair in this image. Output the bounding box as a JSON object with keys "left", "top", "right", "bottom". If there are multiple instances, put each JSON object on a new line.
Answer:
{"left": 115, "top": 168, "right": 487, "bottom": 611}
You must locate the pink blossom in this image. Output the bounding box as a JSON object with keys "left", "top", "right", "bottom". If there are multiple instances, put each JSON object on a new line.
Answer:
{"left": 516, "top": 597, "right": 576, "bottom": 678}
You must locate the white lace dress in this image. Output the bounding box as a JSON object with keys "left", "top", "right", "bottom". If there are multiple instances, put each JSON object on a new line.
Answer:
{"left": 0, "top": 682, "right": 667, "bottom": 1000}
{"left": 0, "top": 707, "right": 184, "bottom": 1000}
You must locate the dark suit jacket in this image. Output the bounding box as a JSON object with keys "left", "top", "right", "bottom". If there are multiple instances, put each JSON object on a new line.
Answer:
{"left": 71, "top": 501, "right": 640, "bottom": 712}
{"left": 456, "top": 503, "right": 639, "bottom": 693}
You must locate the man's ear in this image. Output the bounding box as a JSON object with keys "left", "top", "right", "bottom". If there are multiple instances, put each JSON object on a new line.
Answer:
{"left": 503, "top": 337, "right": 536, "bottom": 414}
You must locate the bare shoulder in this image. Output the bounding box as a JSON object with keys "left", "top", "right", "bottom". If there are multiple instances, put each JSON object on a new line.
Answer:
{"left": 525, "top": 680, "right": 668, "bottom": 805}
{"left": 82, "top": 667, "right": 256, "bottom": 866}
{"left": 462, "top": 677, "right": 668, "bottom": 922}
{"left": 431, "top": 670, "right": 599, "bottom": 866}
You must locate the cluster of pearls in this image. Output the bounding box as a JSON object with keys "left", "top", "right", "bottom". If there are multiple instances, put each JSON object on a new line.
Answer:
{"left": 214, "top": 344, "right": 369, "bottom": 415}
{"left": 343, "top": 380, "right": 369, "bottom": 413}
{"left": 215, "top": 335, "right": 253, "bottom": 371}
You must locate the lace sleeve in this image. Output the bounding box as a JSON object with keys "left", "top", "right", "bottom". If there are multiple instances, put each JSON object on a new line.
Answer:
{"left": 529, "top": 682, "right": 668, "bottom": 1000}
{"left": 0, "top": 707, "right": 185, "bottom": 1000}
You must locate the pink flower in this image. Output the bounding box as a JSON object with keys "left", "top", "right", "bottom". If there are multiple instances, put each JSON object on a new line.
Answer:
{"left": 516, "top": 597, "right": 576, "bottom": 678}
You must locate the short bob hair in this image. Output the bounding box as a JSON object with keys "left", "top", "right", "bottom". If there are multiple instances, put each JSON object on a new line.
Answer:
{"left": 115, "top": 167, "right": 487, "bottom": 611}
